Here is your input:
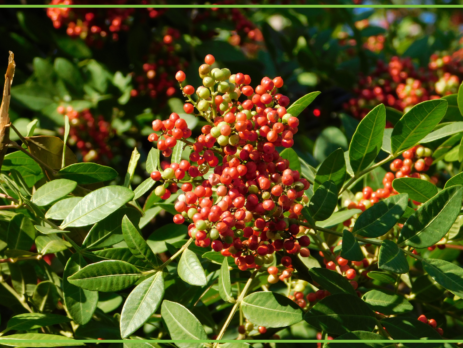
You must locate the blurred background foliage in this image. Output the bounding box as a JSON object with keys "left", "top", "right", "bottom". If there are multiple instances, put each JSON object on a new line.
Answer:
{"left": 1, "top": 0, "right": 463, "bottom": 185}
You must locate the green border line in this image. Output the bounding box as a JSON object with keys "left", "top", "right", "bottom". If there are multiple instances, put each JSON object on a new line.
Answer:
{"left": 0, "top": 4, "right": 463, "bottom": 7}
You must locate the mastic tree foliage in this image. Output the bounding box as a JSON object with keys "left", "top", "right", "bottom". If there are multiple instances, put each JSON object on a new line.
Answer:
{"left": 1, "top": 3, "right": 463, "bottom": 348}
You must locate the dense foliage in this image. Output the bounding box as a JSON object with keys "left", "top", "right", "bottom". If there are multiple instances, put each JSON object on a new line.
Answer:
{"left": 1, "top": 3, "right": 463, "bottom": 347}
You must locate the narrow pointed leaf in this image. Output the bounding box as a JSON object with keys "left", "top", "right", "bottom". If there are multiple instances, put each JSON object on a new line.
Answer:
{"left": 308, "top": 180, "right": 337, "bottom": 221}
{"left": 124, "top": 147, "right": 140, "bottom": 187}
{"left": 242, "top": 291, "right": 303, "bottom": 328}
{"left": 133, "top": 178, "right": 155, "bottom": 200}
{"left": 68, "top": 260, "right": 142, "bottom": 292}
{"left": 317, "top": 209, "right": 362, "bottom": 228}
{"left": 45, "top": 197, "right": 82, "bottom": 220}
{"left": 349, "top": 104, "right": 386, "bottom": 174}
{"left": 362, "top": 290, "right": 412, "bottom": 315}
{"left": 63, "top": 254, "right": 98, "bottom": 325}
{"left": 31, "top": 281, "right": 58, "bottom": 313}
{"left": 422, "top": 258, "right": 463, "bottom": 298}
{"left": 171, "top": 142, "right": 183, "bottom": 165}
{"left": 93, "top": 248, "right": 151, "bottom": 269}
{"left": 161, "top": 300, "right": 207, "bottom": 348}
{"left": 5, "top": 313, "right": 71, "bottom": 333}
{"left": 308, "top": 268, "right": 356, "bottom": 295}
{"left": 314, "top": 148, "right": 346, "bottom": 192}
{"left": 444, "top": 172, "right": 463, "bottom": 188}
{"left": 341, "top": 230, "right": 364, "bottom": 261}
{"left": 399, "top": 186, "right": 463, "bottom": 248}
{"left": 420, "top": 121, "right": 463, "bottom": 143}
{"left": 391, "top": 99, "right": 448, "bottom": 155}
{"left": 218, "top": 257, "right": 233, "bottom": 303}
{"left": 178, "top": 249, "right": 207, "bottom": 286}
{"left": 0, "top": 334, "right": 83, "bottom": 347}
{"left": 8, "top": 263, "right": 36, "bottom": 297}
{"left": 61, "top": 186, "right": 134, "bottom": 228}
{"left": 378, "top": 240, "right": 409, "bottom": 274}
{"left": 286, "top": 91, "right": 320, "bottom": 117}
{"left": 120, "top": 272, "right": 164, "bottom": 338}
{"left": 122, "top": 215, "right": 158, "bottom": 267}
{"left": 392, "top": 178, "right": 437, "bottom": 203}
{"left": 58, "top": 163, "right": 118, "bottom": 184}
{"left": 146, "top": 148, "right": 160, "bottom": 173}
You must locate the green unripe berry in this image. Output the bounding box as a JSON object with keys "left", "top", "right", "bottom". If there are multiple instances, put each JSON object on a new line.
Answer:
{"left": 282, "top": 113, "right": 292, "bottom": 124}
{"left": 251, "top": 111, "right": 257, "bottom": 116}
{"left": 235, "top": 229, "right": 244, "bottom": 237}
{"left": 188, "top": 208, "right": 198, "bottom": 219}
{"left": 295, "top": 181, "right": 305, "bottom": 192}
{"left": 243, "top": 110, "right": 252, "bottom": 119}
{"left": 219, "top": 102, "right": 228, "bottom": 112}
{"left": 229, "top": 91, "right": 238, "bottom": 100}
{"left": 245, "top": 322, "right": 254, "bottom": 331}
{"left": 218, "top": 81, "right": 230, "bottom": 93}
{"left": 197, "top": 99, "right": 210, "bottom": 111}
{"left": 195, "top": 220, "right": 207, "bottom": 231}
{"left": 210, "top": 228, "right": 219, "bottom": 240}
{"left": 224, "top": 235, "right": 233, "bottom": 244}
{"left": 181, "top": 211, "right": 188, "bottom": 218}
{"left": 249, "top": 185, "right": 259, "bottom": 194}
{"left": 210, "top": 127, "right": 221, "bottom": 138}
{"left": 222, "top": 93, "right": 232, "bottom": 103}
{"left": 213, "top": 69, "right": 227, "bottom": 81}
{"left": 198, "top": 163, "right": 209, "bottom": 175}
{"left": 424, "top": 147, "right": 432, "bottom": 157}
{"left": 229, "top": 134, "right": 240, "bottom": 146}
{"left": 199, "top": 63, "right": 211, "bottom": 75}
{"left": 162, "top": 168, "right": 175, "bottom": 180}
{"left": 221, "top": 68, "right": 231, "bottom": 80}
{"left": 217, "top": 135, "right": 229, "bottom": 146}
{"left": 203, "top": 76, "right": 215, "bottom": 88}
{"left": 262, "top": 191, "right": 271, "bottom": 200}
{"left": 264, "top": 254, "right": 274, "bottom": 264}
{"left": 237, "top": 105, "right": 243, "bottom": 111}
{"left": 218, "top": 121, "right": 228, "bottom": 128}
{"left": 416, "top": 147, "right": 424, "bottom": 157}
{"left": 254, "top": 256, "right": 265, "bottom": 266}
{"left": 154, "top": 185, "right": 166, "bottom": 197}
{"left": 355, "top": 192, "right": 364, "bottom": 201}
{"left": 294, "top": 283, "right": 305, "bottom": 292}
{"left": 229, "top": 74, "right": 236, "bottom": 83}
{"left": 197, "top": 86, "right": 211, "bottom": 99}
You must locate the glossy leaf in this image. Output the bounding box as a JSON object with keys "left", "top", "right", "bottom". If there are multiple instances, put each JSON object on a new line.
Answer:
{"left": 367, "top": 271, "right": 396, "bottom": 284}
{"left": 362, "top": 290, "right": 412, "bottom": 315}
{"left": 63, "top": 254, "right": 98, "bottom": 325}
{"left": 35, "top": 234, "right": 71, "bottom": 254}
{"left": 124, "top": 147, "right": 140, "bottom": 187}
{"left": 92, "top": 248, "right": 150, "bottom": 269}
{"left": 34, "top": 225, "right": 68, "bottom": 234}
{"left": 381, "top": 317, "right": 442, "bottom": 348}
{"left": 58, "top": 163, "right": 118, "bottom": 184}
{"left": 146, "top": 148, "right": 160, "bottom": 173}
{"left": 317, "top": 209, "right": 362, "bottom": 228}
{"left": 31, "top": 281, "right": 58, "bottom": 313}
{"left": 31, "top": 179, "right": 76, "bottom": 206}
{"left": 178, "top": 249, "right": 207, "bottom": 286}
{"left": 0, "top": 334, "right": 83, "bottom": 347}
{"left": 304, "top": 294, "right": 376, "bottom": 335}
{"left": 341, "top": 230, "right": 364, "bottom": 261}
{"left": 147, "top": 224, "right": 187, "bottom": 254}
{"left": 444, "top": 172, "right": 463, "bottom": 188}
{"left": 61, "top": 186, "right": 134, "bottom": 228}
{"left": 68, "top": 260, "right": 142, "bottom": 292}
{"left": 133, "top": 178, "right": 155, "bottom": 200}
{"left": 5, "top": 313, "right": 71, "bottom": 333}
{"left": 122, "top": 215, "right": 158, "bottom": 267}
{"left": 381, "top": 128, "right": 392, "bottom": 154}
{"left": 2, "top": 151, "right": 43, "bottom": 187}
{"left": 314, "top": 148, "right": 346, "bottom": 192}
{"left": 349, "top": 104, "right": 386, "bottom": 174}
{"left": 120, "top": 272, "right": 164, "bottom": 338}
{"left": 391, "top": 99, "right": 448, "bottom": 154}
{"left": 97, "top": 292, "right": 123, "bottom": 313}
{"left": 353, "top": 194, "right": 408, "bottom": 237}
{"left": 392, "top": 178, "right": 437, "bottom": 203}
{"left": 422, "top": 258, "right": 463, "bottom": 298}
{"left": 161, "top": 300, "right": 207, "bottom": 348}
{"left": 218, "top": 257, "right": 233, "bottom": 303}
{"left": 171, "top": 142, "right": 184, "bottom": 165}
{"left": 45, "top": 197, "right": 82, "bottom": 220}
{"left": 280, "top": 148, "right": 301, "bottom": 172}
{"left": 399, "top": 186, "right": 463, "bottom": 248}
{"left": 378, "top": 240, "right": 409, "bottom": 274}
{"left": 242, "top": 291, "right": 303, "bottom": 328}
{"left": 8, "top": 263, "right": 36, "bottom": 297}
{"left": 308, "top": 268, "right": 356, "bottom": 295}
{"left": 308, "top": 180, "right": 337, "bottom": 221}
{"left": 286, "top": 91, "right": 320, "bottom": 117}
{"left": 420, "top": 121, "right": 463, "bottom": 143}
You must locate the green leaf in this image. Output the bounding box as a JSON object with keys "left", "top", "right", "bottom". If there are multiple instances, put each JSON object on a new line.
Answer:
{"left": 362, "top": 290, "right": 412, "bottom": 315}
{"left": 300, "top": 156, "right": 316, "bottom": 184}
{"left": 61, "top": 186, "right": 134, "bottom": 228}
{"left": 391, "top": 99, "right": 448, "bottom": 155}
{"left": 68, "top": 260, "right": 142, "bottom": 292}
{"left": 381, "top": 128, "right": 392, "bottom": 154}
{"left": 26, "top": 119, "right": 39, "bottom": 138}
{"left": 399, "top": 186, "right": 463, "bottom": 248}
{"left": 171, "top": 142, "right": 184, "bottom": 165}
{"left": 5, "top": 313, "right": 71, "bottom": 333}
{"left": 392, "top": 178, "right": 438, "bottom": 203}
{"left": 178, "top": 249, "right": 207, "bottom": 286}
{"left": 133, "top": 178, "right": 155, "bottom": 200}
{"left": 11, "top": 83, "right": 54, "bottom": 111}
{"left": 31, "top": 179, "right": 77, "bottom": 206}
{"left": 381, "top": 317, "right": 442, "bottom": 348}
{"left": 161, "top": 300, "right": 207, "bottom": 348}
{"left": 62, "top": 115, "right": 70, "bottom": 168}
{"left": 328, "top": 331, "right": 388, "bottom": 348}
{"left": 378, "top": 240, "right": 409, "bottom": 274}
{"left": 308, "top": 268, "right": 356, "bottom": 295}
{"left": 120, "top": 272, "right": 164, "bottom": 338}
{"left": 97, "top": 292, "right": 123, "bottom": 313}
{"left": 341, "top": 230, "right": 364, "bottom": 261}
{"left": 444, "top": 172, "right": 463, "bottom": 188}
{"left": 314, "top": 127, "right": 348, "bottom": 163}
{"left": 445, "top": 145, "right": 460, "bottom": 162}
{"left": 422, "top": 258, "right": 463, "bottom": 298}
{"left": 349, "top": 104, "right": 386, "bottom": 174}
{"left": 45, "top": 197, "right": 82, "bottom": 220}
{"left": 31, "top": 281, "right": 58, "bottom": 313}
{"left": 122, "top": 215, "right": 158, "bottom": 267}
{"left": 458, "top": 81, "right": 463, "bottom": 116}
{"left": 314, "top": 148, "right": 346, "bottom": 192}
{"left": 340, "top": 113, "right": 359, "bottom": 140}
{"left": 353, "top": 193, "right": 408, "bottom": 238}
{"left": 82, "top": 207, "right": 141, "bottom": 249}
{"left": 367, "top": 271, "right": 396, "bottom": 284}
{"left": 459, "top": 136, "right": 463, "bottom": 162}
{"left": 8, "top": 263, "right": 36, "bottom": 297}
{"left": 308, "top": 180, "right": 338, "bottom": 221}
{"left": 92, "top": 248, "right": 150, "bottom": 269}
{"left": 6, "top": 213, "right": 35, "bottom": 251}
{"left": 242, "top": 291, "right": 303, "bottom": 328}
{"left": 35, "top": 234, "right": 71, "bottom": 254}
{"left": 63, "top": 254, "right": 98, "bottom": 325}
{"left": 27, "top": 136, "right": 77, "bottom": 170}
{"left": 218, "top": 257, "right": 233, "bottom": 303}
{"left": 286, "top": 91, "right": 320, "bottom": 117}
{"left": 433, "top": 133, "right": 462, "bottom": 161}
{"left": 317, "top": 209, "right": 361, "bottom": 228}
{"left": 124, "top": 148, "right": 140, "bottom": 187}
{"left": 363, "top": 165, "right": 387, "bottom": 191}
{"left": 2, "top": 151, "right": 43, "bottom": 187}
{"left": 34, "top": 225, "right": 68, "bottom": 234}
{"left": 304, "top": 293, "right": 376, "bottom": 335}
{"left": 386, "top": 107, "right": 403, "bottom": 126}
{"left": 0, "top": 334, "right": 83, "bottom": 347}
{"left": 54, "top": 57, "right": 83, "bottom": 93}
{"left": 147, "top": 224, "right": 187, "bottom": 254}
{"left": 280, "top": 148, "right": 301, "bottom": 172}
{"left": 420, "top": 122, "right": 463, "bottom": 143}
{"left": 146, "top": 148, "right": 160, "bottom": 173}
{"left": 59, "top": 163, "right": 118, "bottom": 185}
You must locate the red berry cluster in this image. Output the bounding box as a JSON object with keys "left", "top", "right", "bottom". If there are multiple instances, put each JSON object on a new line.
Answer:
{"left": 418, "top": 315, "right": 444, "bottom": 336}
{"left": 345, "top": 52, "right": 463, "bottom": 119}
{"left": 57, "top": 105, "right": 113, "bottom": 163}
{"left": 149, "top": 54, "right": 312, "bottom": 272}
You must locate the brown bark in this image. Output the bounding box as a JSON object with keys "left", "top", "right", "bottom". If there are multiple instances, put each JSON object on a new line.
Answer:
{"left": 0, "top": 51, "right": 16, "bottom": 170}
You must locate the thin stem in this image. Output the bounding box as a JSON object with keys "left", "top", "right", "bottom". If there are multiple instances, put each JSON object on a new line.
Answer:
{"left": 158, "top": 238, "right": 193, "bottom": 270}
{"left": 0, "top": 279, "right": 33, "bottom": 314}
{"left": 9, "top": 123, "right": 28, "bottom": 146}
{"left": 8, "top": 142, "right": 57, "bottom": 175}
{"left": 214, "top": 270, "right": 258, "bottom": 346}
{"left": 0, "top": 204, "right": 21, "bottom": 210}
{"left": 0, "top": 193, "right": 19, "bottom": 203}
{"left": 0, "top": 255, "right": 42, "bottom": 263}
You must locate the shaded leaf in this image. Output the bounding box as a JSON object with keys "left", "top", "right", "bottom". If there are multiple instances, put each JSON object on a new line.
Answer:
{"left": 308, "top": 180, "right": 338, "bottom": 221}
{"left": 362, "top": 290, "right": 412, "bottom": 315}
{"left": 392, "top": 178, "right": 437, "bottom": 203}
{"left": 286, "top": 91, "right": 320, "bottom": 117}
{"left": 341, "top": 230, "right": 364, "bottom": 261}
{"left": 308, "top": 268, "right": 356, "bottom": 295}
{"left": 59, "top": 163, "right": 118, "bottom": 184}
{"left": 378, "top": 240, "right": 409, "bottom": 274}
{"left": 314, "top": 148, "right": 346, "bottom": 192}
{"left": 122, "top": 215, "right": 158, "bottom": 267}
{"left": 218, "top": 257, "right": 233, "bottom": 303}
{"left": 280, "top": 148, "right": 301, "bottom": 172}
